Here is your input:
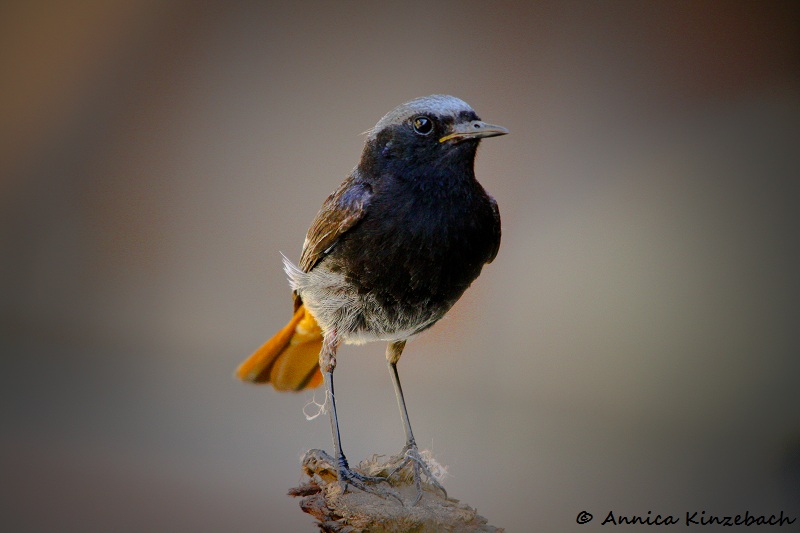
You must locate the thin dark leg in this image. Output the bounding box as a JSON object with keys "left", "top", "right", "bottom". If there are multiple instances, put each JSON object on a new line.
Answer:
{"left": 320, "top": 334, "right": 388, "bottom": 493}
{"left": 387, "top": 342, "right": 416, "bottom": 448}
{"left": 322, "top": 369, "right": 349, "bottom": 472}
{"left": 386, "top": 341, "right": 447, "bottom": 504}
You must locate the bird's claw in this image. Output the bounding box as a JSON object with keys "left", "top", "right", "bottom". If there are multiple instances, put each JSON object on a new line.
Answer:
{"left": 314, "top": 450, "right": 402, "bottom": 503}
{"left": 339, "top": 466, "right": 404, "bottom": 504}
{"left": 388, "top": 444, "right": 448, "bottom": 505}
{"left": 336, "top": 463, "right": 386, "bottom": 491}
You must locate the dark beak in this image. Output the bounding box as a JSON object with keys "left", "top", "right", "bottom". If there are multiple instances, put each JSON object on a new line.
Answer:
{"left": 439, "top": 120, "right": 509, "bottom": 143}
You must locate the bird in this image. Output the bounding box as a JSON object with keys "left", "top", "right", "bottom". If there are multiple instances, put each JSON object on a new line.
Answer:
{"left": 236, "top": 94, "right": 507, "bottom": 501}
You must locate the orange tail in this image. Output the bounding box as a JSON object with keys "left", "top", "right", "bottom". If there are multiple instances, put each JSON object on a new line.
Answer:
{"left": 235, "top": 304, "right": 324, "bottom": 391}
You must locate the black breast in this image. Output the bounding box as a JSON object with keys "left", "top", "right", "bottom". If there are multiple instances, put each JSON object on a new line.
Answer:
{"left": 328, "top": 168, "right": 498, "bottom": 318}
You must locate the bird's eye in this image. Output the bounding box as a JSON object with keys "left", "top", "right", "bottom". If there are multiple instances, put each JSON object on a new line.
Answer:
{"left": 412, "top": 116, "right": 434, "bottom": 135}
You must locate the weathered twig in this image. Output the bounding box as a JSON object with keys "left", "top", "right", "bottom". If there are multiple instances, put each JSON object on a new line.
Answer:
{"left": 289, "top": 449, "right": 503, "bottom": 532}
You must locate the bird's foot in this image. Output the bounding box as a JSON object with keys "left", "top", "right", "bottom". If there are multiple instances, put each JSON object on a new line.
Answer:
{"left": 387, "top": 444, "right": 448, "bottom": 505}
{"left": 335, "top": 459, "right": 386, "bottom": 492}
{"left": 308, "top": 449, "right": 401, "bottom": 502}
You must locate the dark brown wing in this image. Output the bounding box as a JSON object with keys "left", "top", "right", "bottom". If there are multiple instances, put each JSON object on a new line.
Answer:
{"left": 486, "top": 196, "right": 501, "bottom": 264}
{"left": 298, "top": 173, "right": 372, "bottom": 273}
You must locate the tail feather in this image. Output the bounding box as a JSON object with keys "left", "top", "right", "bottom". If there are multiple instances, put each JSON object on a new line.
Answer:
{"left": 236, "top": 304, "right": 324, "bottom": 391}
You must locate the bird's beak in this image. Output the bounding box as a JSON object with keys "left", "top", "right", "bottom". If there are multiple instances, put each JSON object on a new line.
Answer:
{"left": 439, "top": 120, "right": 509, "bottom": 143}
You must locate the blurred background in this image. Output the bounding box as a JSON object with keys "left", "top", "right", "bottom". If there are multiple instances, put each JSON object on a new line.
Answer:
{"left": 2, "top": 1, "right": 799, "bottom": 531}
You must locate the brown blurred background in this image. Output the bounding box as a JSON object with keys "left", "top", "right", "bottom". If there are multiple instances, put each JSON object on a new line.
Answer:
{"left": 2, "top": 1, "right": 799, "bottom": 531}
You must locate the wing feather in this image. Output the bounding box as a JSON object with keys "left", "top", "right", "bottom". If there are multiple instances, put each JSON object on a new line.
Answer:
{"left": 298, "top": 173, "right": 372, "bottom": 273}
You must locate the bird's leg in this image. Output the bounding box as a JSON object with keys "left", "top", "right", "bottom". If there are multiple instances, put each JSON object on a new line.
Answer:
{"left": 386, "top": 340, "right": 448, "bottom": 504}
{"left": 320, "top": 334, "right": 385, "bottom": 493}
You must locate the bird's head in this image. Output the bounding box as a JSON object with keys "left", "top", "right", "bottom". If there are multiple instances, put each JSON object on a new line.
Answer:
{"left": 362, "top": 95, "right": 508, "bottom": 178}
